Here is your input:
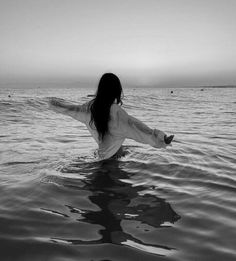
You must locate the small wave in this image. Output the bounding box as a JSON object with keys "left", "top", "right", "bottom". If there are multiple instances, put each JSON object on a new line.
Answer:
{"left": 0, "top": 101, "right": 12, "bottom": 106}
{"left": 40, "top": 208, "right": 69, "bottom": 218}
{"left": 122, "top": 239, "right": 176, "bottom": 256}
{"left": 2, "top": 160, "right": 41, "bottom": 166}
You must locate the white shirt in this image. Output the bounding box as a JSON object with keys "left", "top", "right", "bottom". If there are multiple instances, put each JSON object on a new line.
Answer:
{"left": 50, "top": 99, "right": 167, "bottom": 160}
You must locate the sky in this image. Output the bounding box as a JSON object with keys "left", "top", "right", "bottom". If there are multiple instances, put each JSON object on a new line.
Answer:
{"left": 1, "top": 0, "right": 236, "bottom": 87}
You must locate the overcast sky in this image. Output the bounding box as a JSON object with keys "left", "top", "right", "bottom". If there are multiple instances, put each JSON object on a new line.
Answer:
{"left": 1, "top": 0, "right": 236, "bottom": 87}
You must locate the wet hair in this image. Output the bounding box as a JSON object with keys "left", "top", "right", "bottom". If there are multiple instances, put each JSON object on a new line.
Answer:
{"left": 90, "top": 73, "right": 123, "bottom": 140}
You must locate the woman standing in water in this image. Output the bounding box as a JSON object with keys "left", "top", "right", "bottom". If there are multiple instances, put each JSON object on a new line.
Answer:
{"left": 49, "top": 73, "right": 174, "bottom": 160}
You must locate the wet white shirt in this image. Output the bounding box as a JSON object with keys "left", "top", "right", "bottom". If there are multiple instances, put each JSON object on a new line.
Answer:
{"left": 49, "top": 99, "right": 167, "bottom": 160}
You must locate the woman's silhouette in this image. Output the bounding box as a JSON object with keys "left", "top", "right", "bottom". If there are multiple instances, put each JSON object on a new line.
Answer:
{"left": 49, "top": 73, "right": 174, "bottom": 160}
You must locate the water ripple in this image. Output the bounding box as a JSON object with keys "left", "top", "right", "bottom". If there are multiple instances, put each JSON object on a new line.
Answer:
{"left": 0, "top": 87, "right": 236, "bottom": 261}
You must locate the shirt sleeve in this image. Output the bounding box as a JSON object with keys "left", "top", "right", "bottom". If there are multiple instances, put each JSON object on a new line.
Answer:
{"left": 116, "top": 105, "right": 167, "bottom": 148}
{"left": 49, "top": 98, "right": 89, "bottom": 124}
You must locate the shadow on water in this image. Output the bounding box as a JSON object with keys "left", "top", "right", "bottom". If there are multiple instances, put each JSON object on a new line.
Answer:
{"left": 59, "top": 159, "right": 181, "bottom": 256}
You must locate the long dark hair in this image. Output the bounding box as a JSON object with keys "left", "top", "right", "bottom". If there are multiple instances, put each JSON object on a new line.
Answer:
{"left": 90, "top": 73, "right": 123, "bottom": 140}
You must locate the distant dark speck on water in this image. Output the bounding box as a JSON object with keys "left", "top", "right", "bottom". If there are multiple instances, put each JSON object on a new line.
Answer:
{"left": 201, "top": 89, "right": 204, "bottom": 91}
{"left": 171, "top": 91, "right": 173, "bottom": 94}
{"left": 87, "top": 94, "right": 95, "bottom": 97}
{"left": 8, "top": 94, "right": 11, "bottom": 98}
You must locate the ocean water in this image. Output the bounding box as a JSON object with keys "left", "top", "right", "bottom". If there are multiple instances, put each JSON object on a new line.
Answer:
{"left": 0, "top": 86, "right": 235, "bottom": 261}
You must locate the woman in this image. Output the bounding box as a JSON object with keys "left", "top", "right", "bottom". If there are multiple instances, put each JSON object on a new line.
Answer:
{"left": 49, "top": 73, "right": 174, "bottom": 160}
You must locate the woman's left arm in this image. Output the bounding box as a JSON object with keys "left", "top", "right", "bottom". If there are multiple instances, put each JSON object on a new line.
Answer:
{"left": 116, "top": 106, "right": 168, "bottom": 148}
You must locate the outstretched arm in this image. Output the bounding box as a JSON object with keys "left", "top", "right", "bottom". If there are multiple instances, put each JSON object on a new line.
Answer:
{"left": 127, "top": 115, "right": 168, "bottom": 148}
{"left": 116, "top": 106, "right": 173, "bottom": 148}
{"left": 49, "top": 97, "right": 89, "bottom": 123}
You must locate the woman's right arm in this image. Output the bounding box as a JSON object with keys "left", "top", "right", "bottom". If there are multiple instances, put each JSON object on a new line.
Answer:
{"left": 49, "top": 97, "right": 89, "bottom": 123}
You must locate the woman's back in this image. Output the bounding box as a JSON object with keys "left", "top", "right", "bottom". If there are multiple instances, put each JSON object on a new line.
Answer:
{"left": 49, "top": 73, "right": 173, "bottom": 160}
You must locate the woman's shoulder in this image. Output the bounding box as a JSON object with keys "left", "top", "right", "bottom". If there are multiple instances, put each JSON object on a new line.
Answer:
{"left": 110, "top": 103, "right": 124, "bottom": 113}
{"left": 111, "top": 103, "right": 120, "bottom": 110}
{"left": 110, "top": 103, "right": 128, "bottom": 118}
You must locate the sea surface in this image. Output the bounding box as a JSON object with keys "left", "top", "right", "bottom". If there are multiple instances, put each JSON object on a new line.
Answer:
{"left": 0, "top": 86, "right": 235, "bottom": 261}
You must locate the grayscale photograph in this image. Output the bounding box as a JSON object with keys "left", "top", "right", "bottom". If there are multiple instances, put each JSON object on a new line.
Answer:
{"left": 0, "top": 1, "right": 235, "bottom": 260}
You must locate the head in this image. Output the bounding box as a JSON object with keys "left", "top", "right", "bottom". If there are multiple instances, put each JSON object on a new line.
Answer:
{"left": 90, "top": 73, "right": 123, "bottom": 140}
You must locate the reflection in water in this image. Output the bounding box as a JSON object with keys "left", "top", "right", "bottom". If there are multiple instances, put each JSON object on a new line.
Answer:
{"left": 60, "top": 159, "right": 180, "bottom": 255}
